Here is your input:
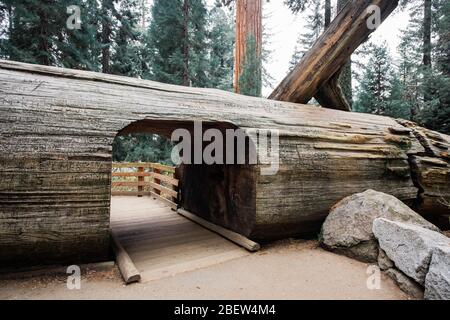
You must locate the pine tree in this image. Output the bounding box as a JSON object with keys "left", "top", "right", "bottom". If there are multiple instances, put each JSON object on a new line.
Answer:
{"left": 188, "top": 0, "right": 209, "bottom": 87}
{"left": 0, "top": 0, "right": 102, "bottom": 70}
{"left": 145, "top": 0, "right": 209, "bottom": 87}
{"left": 1, "top": 0, "right": 60, "bottom": 65}
{"left": 208, "top": 6, "right": 234, "bottom": 90}
{"left": 58, "top": 0, "right": 102, "bottom": 71}
{"left": 289, "top": 0, "right": 323, "bottom": 70}
{"left": 110, "top": 0, "right": 142, "bottom": 77}
{"left": 397, "top": 22, "right": 423, "bottom": 120}
{"left": 397, "top": 0, "right": 450, "bottom": 133}
{"left": 419, "top": 0, "right": 450, "bottom": 133}
{"left": 112, "top": 134, "right": 174, "bottom": 165}
{"left": 354, "top": 42, "right": 410, "bottom": 119}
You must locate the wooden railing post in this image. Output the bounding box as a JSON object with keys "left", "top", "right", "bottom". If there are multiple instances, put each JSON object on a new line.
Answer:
{"left": 111, "top": 163, "right": 178, "bottom": 208}
{"left": 137, "top": 166, "right": 144, "bottom": 197}
{"left": 153, "top": 168, "right": 161, "bottom": 196}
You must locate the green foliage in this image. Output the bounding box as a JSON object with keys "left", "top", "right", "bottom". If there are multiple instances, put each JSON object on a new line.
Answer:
{"left": 354, "top": 42, "right": 411, "bottom": 119}
{"left": 284, "top": 0, "right": 312, "bottom": 13}
{"left": 113, "top": 134, "right": 174, "bottom": 165}
{"left": 110, "top": 0, "right": 142, "bottom": 77}
{"left": 0, "top": 0, "right": 102, "bottom": 70}
{"left": 143, "top": 0, "right": 183, "bottom": 83}
{"left": 289, "top": 0, "right": 323, "bottom": 70}
{"left": 207, "top": 6, "right": 234, "bottom": 90}
{"left": 355, "top": 0, "right": 450, "bottom": 134}
{"left": 145, "top": 0, "right": 210, "bottom": 87}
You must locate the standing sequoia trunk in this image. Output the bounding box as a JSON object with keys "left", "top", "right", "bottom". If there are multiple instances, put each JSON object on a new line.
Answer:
{"left": 325, "top": 0, "right": 332, "bottom": 28}
{"left": 270, "top": 0, "right": 398, "bottom": 111}
{"left": 182, "top": 0, "right": 190, "bottom": 86}
{"left": 422, "top": 0, "right": 433, "bottom": 103}
{"left": 234, "top": 0, "right": 262, "bottom": 95}
{"left": 423, "top": 0, "right": 432, "bottom": 68}
{"left": 101, "top": 0, "right": 112, "bottom": 74}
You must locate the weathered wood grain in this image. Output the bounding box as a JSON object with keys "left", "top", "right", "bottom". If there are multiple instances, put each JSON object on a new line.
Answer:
{"left": 178, "top": 208, "right": 261, "bottom": 252}
{"left": 0, "top": 60, "right": 449, "bottom": 267}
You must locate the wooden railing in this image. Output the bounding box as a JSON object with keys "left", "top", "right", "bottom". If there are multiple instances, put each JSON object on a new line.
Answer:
{"left": 112, "top": 162, "right": 178, "bottom": 210}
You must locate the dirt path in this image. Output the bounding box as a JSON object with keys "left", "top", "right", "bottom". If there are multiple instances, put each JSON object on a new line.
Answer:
{"left": 0, "top": 240, "right": 410, "bottom": 300}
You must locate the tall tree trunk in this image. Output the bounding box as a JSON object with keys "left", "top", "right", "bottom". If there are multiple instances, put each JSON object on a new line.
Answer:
{"left": 8, "top": 4, "right": 13, "bottom": 39}
{"left": 101, "top": 0, "right": 112, "bottom": 74}
{"left": 422, "top": 0, "right": 432, "bottom": 103}
{"left": 325, "top": 0, "right": 331, "bottom": 28}
{"left": 234, "top": 0, "right": 262, "bottom": 94}
{"left": 37, "top": 7, "right": 50, "bottom": 66}
{"left": 182, "top": 0, "right": 190, "bottom": 86}
{"left": 423, "top": 0, "right": 432, "bottom": 68}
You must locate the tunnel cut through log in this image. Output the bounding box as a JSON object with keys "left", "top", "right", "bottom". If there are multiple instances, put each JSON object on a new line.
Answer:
{"left": 0, "top": 60, "right": 449, "bottom": 268}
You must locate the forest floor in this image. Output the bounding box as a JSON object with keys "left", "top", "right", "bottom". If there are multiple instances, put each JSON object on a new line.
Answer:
{"left": 0, "top": 240, "right": 410, "bottom": 300}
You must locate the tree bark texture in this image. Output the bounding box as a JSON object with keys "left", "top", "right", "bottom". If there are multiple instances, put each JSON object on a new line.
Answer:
{"left": 101, "top": 0, "right": 112, "bottom": 74}
{"left": 0, "top": 60, "right": 448, "bottom": 268}
{"left": 234, "top": 0, "right": 262, "bottom": 93}
{"left": 423, "top": 0, "right": 432, "bottom": 68}
{"left": 325, "top": 0, "right": 332, "bottom": 28}
{"left": 182, "top": 0, "right": 190, "bottom": 86}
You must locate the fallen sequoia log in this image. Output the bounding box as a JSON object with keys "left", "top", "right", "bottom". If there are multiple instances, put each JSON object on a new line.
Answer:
{"left": 0, "top": 60, "right": 449, "bottom": 267}
{"left": 269, "top": 0, "right": 399, "bottom": 110}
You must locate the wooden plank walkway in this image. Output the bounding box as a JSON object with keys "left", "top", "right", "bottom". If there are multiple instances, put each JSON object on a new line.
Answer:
{"left": 110, "top": 197, "right": 248, "bottom": 282}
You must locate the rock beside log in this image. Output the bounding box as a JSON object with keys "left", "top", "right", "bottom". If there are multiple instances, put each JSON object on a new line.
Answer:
{"left": 373, "top": 218, "right": 450, "bottom": 285}
{"left": 385, "top": 268, "right": 424, "bottom": 299}
{"left": 424, "top": 246, "right": 450, "bottom": 300}
{"left": 378, "top": 249, "right": 394, "bottom": 271}
{"left": 319, "top": 190, "right": 439, "bottom": 262}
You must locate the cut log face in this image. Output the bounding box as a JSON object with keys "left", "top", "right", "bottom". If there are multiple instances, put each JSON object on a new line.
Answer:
{"left": 269, "top": 0, "right": 399, "bottom": 110}
{"left": 0, "top": 60, "right": 448, "bottom": 267}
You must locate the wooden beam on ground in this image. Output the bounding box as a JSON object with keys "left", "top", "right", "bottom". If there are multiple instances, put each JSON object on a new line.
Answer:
{"left": 178, "top": 209, "right": 261, "bottom": 252}
{"left": 269, "top": 0, "right": 398, "bottom": 110}
{"left": 111, "top": 231, "right": 141, "bottom": 284}
{"left": 150, "top": 191, "right": 178, "bottom": 210}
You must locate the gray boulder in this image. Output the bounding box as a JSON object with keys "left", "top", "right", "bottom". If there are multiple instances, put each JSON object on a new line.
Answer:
{"left": 378, "top": 248, "right": 394, "bottom": 271}
{"left": 385, "top": 268, "right": 424, "bottom": 299}
{"left": 319, "top": 189, "right": 439, "bottom": 262}
{"left": 373, "top": 218, "right": 450, "bottom": 285}
{"left": 424, "top": 246, "right": 450, "bottom": 300}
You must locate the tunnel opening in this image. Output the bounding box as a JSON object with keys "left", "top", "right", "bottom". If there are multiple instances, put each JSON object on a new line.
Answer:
{"left": 109, "top": 119, "right": 259, "bottom": 281}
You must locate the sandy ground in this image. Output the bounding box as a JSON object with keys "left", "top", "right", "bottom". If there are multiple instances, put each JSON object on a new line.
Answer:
{"left": 0, "top": 240, "right": 410, "bottom": 300}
